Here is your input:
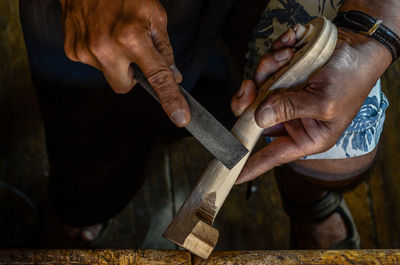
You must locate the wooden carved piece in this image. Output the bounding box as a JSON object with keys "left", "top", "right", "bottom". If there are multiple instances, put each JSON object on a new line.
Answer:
{"left": 163, "top": 17, "right": 338, "bottom": 259}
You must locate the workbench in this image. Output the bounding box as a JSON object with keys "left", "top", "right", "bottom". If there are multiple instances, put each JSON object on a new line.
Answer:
{"left": 0, "top": 249, "right": 399, "bottom": 264}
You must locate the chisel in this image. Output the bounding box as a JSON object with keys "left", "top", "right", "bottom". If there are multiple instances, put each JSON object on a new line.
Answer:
{"left": 133, "top": 65, "right": 249, "bottom": 170}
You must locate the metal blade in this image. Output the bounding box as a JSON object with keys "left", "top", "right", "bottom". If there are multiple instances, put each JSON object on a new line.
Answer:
{"left": 133, "top": 65, "right": 249, "bottom": 169}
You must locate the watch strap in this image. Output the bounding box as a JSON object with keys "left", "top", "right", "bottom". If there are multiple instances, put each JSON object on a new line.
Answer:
{"left": 333, "top": 10, "right": 400, "bottom": 62}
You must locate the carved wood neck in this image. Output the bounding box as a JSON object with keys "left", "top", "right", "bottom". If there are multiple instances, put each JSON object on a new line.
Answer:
{"left": 163, "top": 17, "right": 338, "bottom": 260}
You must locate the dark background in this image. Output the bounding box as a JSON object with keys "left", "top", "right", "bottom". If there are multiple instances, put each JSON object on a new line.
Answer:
{"left": 1, "top": 0, "right": 400, "bottom": 250}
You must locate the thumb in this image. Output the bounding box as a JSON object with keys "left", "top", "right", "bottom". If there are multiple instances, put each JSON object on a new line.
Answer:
{"left": 254, "top": 87, "right": 323, "bottom": 128}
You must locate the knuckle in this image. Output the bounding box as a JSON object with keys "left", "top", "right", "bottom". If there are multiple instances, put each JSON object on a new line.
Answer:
{"left": 148, "top": 69, "right": 180, "bottom": 107}
{"left": 64, "top": 44, "right": 78, "bottom": 61}
{"left": 297, "top": 139, "right": 322, "bottom": 157}
{"left": 89, "top": 36, "right": 109, "bottom": 56}
{"left": 147, "top": 68, "right": 175, "bottom": 90}
{"left": 318, "top": 74, "right": 335, "bottom": 85}
{"left": 159, "top": 45, "right": 173, "bottom": 59}
{"left": 259, "top": 54, "right": 274, "bottom": 66}
{"left": 307, "top": 129, "right": 338, "bottom": 155}
{"left": 88, "top": 37, "right": 117, "bottom": 67}
{"left": 274, "top": 93, "right": 296, "bottom": 121}
{"left": 160, "top": 93, "right": 180, "bottom": 109}
{"left": 320, "top": 99, "right": 337, "bottom": 120}
{"left": 114, "top": 24, "right": 144, "bottom": 48}
{"left": 313, "top": 137, "right": 336, "bottom": 153}
{"left": 271, "top": 154, "right": 285, "bottom": 168}
{"left": 75, "top": 49, "right": 91, "bottom": 65}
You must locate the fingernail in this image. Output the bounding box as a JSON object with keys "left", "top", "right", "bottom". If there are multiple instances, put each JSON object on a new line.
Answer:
{"left": 281, "top": 31, "right": 291, "bottom": 43}
{"left": 274, "top": 49, "right": 290, "bottom": 62}
{"left": 170, "top": 64, "right": 183, "bottom": 83}
{"left": 172, "top": 109, "right": 188, "bottom": 127}
{"left": 259, "top": 108, "right": 276, "bottom": 127}
{"left": 294, "top": 24, "right": 306, "bottom": 40}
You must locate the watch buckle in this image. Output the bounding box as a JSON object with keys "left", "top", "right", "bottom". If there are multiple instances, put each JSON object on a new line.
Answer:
{"left": 361, "top": 19, "right": 383, "bottom": 36}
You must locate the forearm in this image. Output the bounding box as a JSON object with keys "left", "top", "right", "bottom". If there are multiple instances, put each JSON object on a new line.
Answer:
{"left": 340, "top": 0, "right": 400, "bottom": 35}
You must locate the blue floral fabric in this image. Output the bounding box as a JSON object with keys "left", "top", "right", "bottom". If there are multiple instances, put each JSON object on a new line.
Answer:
{"left": 246, "top": 0, "right": 388, "bottom": 159}
{"left": 305, "top": 81, "right": 388, "bottom": 159}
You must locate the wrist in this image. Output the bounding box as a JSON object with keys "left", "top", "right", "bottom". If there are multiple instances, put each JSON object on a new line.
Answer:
{"left": 339, "top": 2, "right": 400, "bottom": 37}
{"left": 338, "top": 28, "right": 391, "bottom": 77}
{"left": 333, "top": 10, "right": 400, "bottom": 63}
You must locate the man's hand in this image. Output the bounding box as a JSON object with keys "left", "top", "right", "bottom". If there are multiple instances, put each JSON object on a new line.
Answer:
{"left": 60, "top": 0, "right": 190, "bottom": 127}
{"left": 232, "top": 28, "right": 392, "bottom": 184}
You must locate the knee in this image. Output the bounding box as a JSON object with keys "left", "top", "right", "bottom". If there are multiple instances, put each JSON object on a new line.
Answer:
{"left": 288, "top": 147, "right": 378, "bottom": 189}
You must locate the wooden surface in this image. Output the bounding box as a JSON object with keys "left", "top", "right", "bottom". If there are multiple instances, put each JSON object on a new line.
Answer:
{"left": 195, "top": 250, "right": 400, "bottom": 264}
{"left": 163, "top": 18, "right": 338, "bottom": 259}
{"left": 1, "top": 249, "right": 400, "bottom": 264}
{"left": 2, "top": 0, "right": 400, "bottom": 256}
{"left": 0, "top": 250, "right": 191, "bottom": 265}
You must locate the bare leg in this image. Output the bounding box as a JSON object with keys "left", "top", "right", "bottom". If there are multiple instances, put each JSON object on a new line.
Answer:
{"left": 64, "top": 224, "right": 104, "bottom": 242}
{"left": 276, "top": 148, "right": 377, "bottom": 248}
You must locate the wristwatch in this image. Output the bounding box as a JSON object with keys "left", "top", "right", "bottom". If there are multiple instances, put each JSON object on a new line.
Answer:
{"left": 333, "top": 10, "right": 400, "bottom": 62}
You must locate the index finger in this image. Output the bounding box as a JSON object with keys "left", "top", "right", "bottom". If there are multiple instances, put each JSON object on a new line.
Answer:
{"left": 271, "top": 28, "right": 297, "bottom": 51}
{"left": 236, "top": 117, "right": 335, "bottom": 184}
{"left": 235, "top": 135, "right": 306, "bottom": 184}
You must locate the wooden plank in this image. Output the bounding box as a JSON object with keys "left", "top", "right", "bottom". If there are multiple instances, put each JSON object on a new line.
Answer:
{"left": 134, "top": 250, "right": 191, "bottom": 265}
{"left": 0, "top": 249, "right": 135, "bottom": 265}
{"left": 1, "top": 249, "right": 400, "bottom": 264}
{"left": 0, "top": 250, "right": 191, "bottom": 265}
{"left": 164, "top": 18, "right": 338, "bottom": 259}
{"left": 368, "top": 60, "right": 400, "bottom": 248}
{"left": 194, "top": 250, "right": 400, "bottom": 265}
{"left": 343, "top": 181, "right": 377, "bottom": 248}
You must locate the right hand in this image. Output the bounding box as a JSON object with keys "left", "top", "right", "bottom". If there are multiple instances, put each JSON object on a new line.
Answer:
{"left": 60, "top": 0, "right": 190, "bottom": 127}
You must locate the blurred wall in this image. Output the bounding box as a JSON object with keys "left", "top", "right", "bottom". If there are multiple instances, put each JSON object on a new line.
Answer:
{"left": 0, "top": 0, "right": 48, "bottom": 198}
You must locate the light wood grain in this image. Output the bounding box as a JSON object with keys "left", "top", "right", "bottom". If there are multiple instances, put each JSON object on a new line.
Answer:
{"left": 1, "top": 249, "right": 400, "bottom": 264}
{"left": 193, "top": 250, "right": 400, "bottom": 265}
{"left": 163, "top": 17, "right": 338, "bottom": 259}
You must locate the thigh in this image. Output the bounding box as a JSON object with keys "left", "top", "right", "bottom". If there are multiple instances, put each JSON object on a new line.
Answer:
{"left": 290, "top": 147, "right": 378, "bottom": 187}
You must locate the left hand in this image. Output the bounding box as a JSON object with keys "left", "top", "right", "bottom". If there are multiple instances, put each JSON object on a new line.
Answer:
{"left": 60, "top": 0, "right": 190, "bottom": 127}
{"left": 231, "top": 27, "right": 392, "bottom": 184}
